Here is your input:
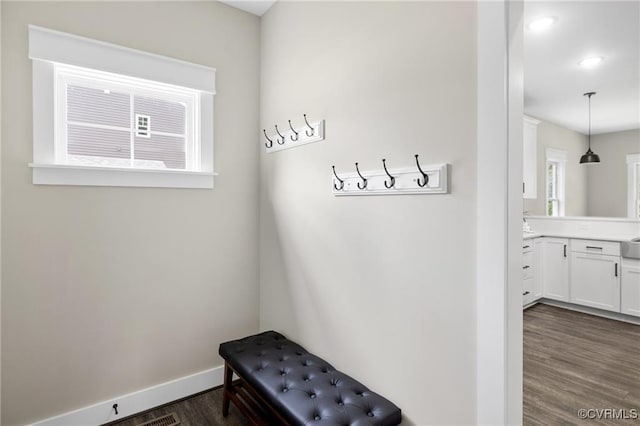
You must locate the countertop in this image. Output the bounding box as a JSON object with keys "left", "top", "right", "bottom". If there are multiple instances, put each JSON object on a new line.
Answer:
{"left": 523, "top": 232, "right": 634, "bottom": 243}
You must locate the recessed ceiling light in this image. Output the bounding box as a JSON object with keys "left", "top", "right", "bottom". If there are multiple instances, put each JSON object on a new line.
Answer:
{"left": 579, "top": 56, "right": 604, "bottom": 69}
{"left": 527, "top": 16, "right": 557, "bottom": 31}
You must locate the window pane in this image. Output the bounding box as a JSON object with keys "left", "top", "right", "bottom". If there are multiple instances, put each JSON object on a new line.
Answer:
{"left": 67, "top": 85, "right": 130, "bottom": 128}
{"left": 134, "top": 134, "right": 185, "bottom": 170}
{"left": 547, "top": 163, "right": 556, "bottom": 198}
{"left": 134, "top": 96, "right": 186, "bottom": 135}
{"left": 67, "top": 124, "right": 131, "bottom": 160}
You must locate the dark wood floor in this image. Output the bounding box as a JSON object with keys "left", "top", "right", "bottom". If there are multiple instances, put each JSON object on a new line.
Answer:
{"left": 105, "top": 387, "right": 248, "bottom": 426}
{"left": 524, "top": 304, "right": 640, "bottom": 425}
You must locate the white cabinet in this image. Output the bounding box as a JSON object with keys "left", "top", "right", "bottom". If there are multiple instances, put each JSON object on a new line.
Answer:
{"left": 522, "top": 238, "right": 543, "bottom": 307}
{"left": 523, "top": 116, "right": 540, "bottom": 199}
{"left": 569, "top": 240, "right": 621, "bottom": 313}
{"left": 621, "top": 258, "right": 640, "bottom": 317}
{"left": 542, "top": 237, "right": 569, "bottom": 301}
{"left": 522, "top": 242, "right": 535, "bottom": 306}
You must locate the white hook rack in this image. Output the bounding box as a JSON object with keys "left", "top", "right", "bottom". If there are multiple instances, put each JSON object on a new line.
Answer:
{"left": 264, "top": 117, "right": 325, "bottom": 153}
{"left": 332, "top": 163, "right": 449, "bottom": 196}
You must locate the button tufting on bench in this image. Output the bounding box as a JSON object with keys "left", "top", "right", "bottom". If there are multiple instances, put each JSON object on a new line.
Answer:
{"left": 219, "top": 331, "right": 401, "bottom": 426}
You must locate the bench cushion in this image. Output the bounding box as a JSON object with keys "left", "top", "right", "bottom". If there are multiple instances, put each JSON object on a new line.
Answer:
{"left": 219, "top": 331, "right": 402, "bottom": 426}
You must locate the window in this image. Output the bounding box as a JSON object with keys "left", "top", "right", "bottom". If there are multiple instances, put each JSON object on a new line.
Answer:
{"left": 29, "top": 25, "right": 216, "bottom": 188}
{"left": 627, "top": 154, "right": 640, "bottom": 219}
{"left": 545, "top": 148, "right": 567, "bottom": 217}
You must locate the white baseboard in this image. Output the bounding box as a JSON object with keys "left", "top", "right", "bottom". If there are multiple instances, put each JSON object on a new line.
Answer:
{"left": 30, "top": 365, "right": 225, "bottom": 426}
{"left": 540, "top": 299, "right": 640, "bottom": 325}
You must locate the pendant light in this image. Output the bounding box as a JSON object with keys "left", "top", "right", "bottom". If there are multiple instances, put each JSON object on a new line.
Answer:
{"left": 580, "top": 92, "right": 601, "bottom": 164}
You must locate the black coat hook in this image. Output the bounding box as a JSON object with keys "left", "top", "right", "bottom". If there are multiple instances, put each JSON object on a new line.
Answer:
{"left": 275, "top": 125, "right": 285, "bottom": 145}
{"left": 415, "top": 154, "right": 429, "bottom": 187}
{"left": 332, "top": 166, "right": 345, "bottom": 190}
{"left": 303, "top": 114, "right": 315, "bottom": 137}
{"left": 113, "top": 403, "right": 119, "bottom": 415}
{"left": 288, "top": 120, "right": 299, "bottom": 141}
{"left": 382, "top": 159, "right": 395, "bottom": 188}
{"left": 355, "top": 162, "right": 367, "bottom": 190}
{"left": 263, "top": 129, "right": 273, "bottom": 148}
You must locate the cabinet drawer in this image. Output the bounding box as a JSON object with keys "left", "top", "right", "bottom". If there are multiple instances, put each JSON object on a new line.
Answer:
{"left": 571, "top": 239, "right": 620, "bottom": 256}
{"left": 523, "top": 253, "right": 534, "bottom": 279}
{"left": 523, "top": 277, "right": 535, "bottom": 306}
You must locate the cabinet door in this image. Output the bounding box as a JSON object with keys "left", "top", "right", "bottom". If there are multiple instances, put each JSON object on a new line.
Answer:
{"left": 542, "top": 238, "right": 569, "bottom": 301}
{"left": 621, "top": 260, "right": 640, "bottom": 317}
{"left": 570, "top": 253, "right": 621, "bottom": 312}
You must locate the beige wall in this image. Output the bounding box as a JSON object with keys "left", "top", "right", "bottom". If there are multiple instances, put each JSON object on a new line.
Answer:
{"left": 524, "top": 118, "right": 588, "bottom": 216}
{"left": 259, "top": 2, "right": 477, "bottom": 424}
{"left": 588, "top": 129, "right": 640, "bottom": 217}
{"left": 1, "top": 2, "right": 260, "bottom": 425}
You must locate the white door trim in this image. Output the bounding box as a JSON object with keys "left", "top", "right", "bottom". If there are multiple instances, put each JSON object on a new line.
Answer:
{"left": 477, "top": 1, "right": 523, "bottom": 424}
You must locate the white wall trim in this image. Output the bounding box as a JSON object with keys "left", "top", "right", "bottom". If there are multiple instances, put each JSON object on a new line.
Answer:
{"left": 477, "top": 2, "right": 508, "bottom": 424}
{"left": 546, "top": 147, "right": 568, "bottom": 162}
{"left": 30, "top": 366, "right": 225, "bottom": 426}
{"left": 30, "top": 163, "right": 216, "bottom": 189}
{"left": 540, "top": 299, "right": 640, "bottom": 326}
{"left": 627, "top": 154, "right": 640, "bottom": 218}
{"left": 28, "top": 25, "right": 216, "bottom": 93}
{"left": 523, "top": 115, "right": 541, "bottom": 126}
{"left": 477, "top": 1, "right": 523, "bottom": 424}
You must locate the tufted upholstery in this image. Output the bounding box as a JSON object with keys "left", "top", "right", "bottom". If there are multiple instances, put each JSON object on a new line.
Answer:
{"left": 219, "top": 331, "right": 401, "bottom": 426}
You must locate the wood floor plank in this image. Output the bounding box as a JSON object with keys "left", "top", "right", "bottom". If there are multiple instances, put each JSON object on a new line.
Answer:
{"left": 524, "top": 304, "right": 640, "bottom": 426}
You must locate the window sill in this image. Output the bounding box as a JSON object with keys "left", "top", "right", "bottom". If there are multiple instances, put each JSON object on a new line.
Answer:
{"left": 29, "top": 163, "right": 216, "bottom": 189}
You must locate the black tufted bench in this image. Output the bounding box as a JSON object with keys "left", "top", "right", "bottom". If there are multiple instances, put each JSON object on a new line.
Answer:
{"left": 219, "top": 331, "right": 401, "bottom": 425}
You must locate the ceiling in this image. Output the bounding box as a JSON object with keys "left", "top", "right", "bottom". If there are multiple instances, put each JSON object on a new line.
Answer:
{"left": 524, "top": 1, "right": 639, "bottom": 135}
{"left": 219, "top": 0, "right": 275, "bottom": 16}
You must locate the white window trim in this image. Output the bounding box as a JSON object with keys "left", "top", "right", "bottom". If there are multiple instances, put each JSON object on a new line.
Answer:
{"left": 545, "top": 147, "right": 567, "bottom": 217}
{"left": 627, "top": 153, "right": 640, "bottom": 219}
{"left": 29, "top": 25, "right": 216, "bottom": 189}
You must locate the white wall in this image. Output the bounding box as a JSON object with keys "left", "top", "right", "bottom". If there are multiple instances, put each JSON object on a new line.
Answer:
{"left": 588, "top": 129, "right": 640, "bottom": 217}
{"left": 259, "top": 2, "right": 477, "bottom": 424}
{"left": 523, "top": 118, "right": 588, "bottom": 216}
{"left": 1, "top": 2, "right": 260, "bottom": 425}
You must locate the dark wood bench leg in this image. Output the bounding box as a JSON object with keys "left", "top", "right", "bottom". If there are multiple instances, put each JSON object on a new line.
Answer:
{"left": 222, "top": 361, "right": 233, "bottom": 417}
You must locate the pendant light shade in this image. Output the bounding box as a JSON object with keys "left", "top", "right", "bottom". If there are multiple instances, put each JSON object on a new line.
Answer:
{"left": 580, "top": 92, "right": 600, "bottom": 164}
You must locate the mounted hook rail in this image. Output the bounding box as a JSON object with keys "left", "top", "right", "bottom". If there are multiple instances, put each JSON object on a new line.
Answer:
{"left": 263, "top": 114, "right": 325, "bottom": 153}
{"left": 331, "top": 155, "right": 449, "bottom": 196}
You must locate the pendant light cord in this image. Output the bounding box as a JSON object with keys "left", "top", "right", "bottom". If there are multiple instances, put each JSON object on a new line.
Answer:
{"left": 584, "top": 91, "right": 596, "bottom": 150}
{"left": 588, "top": 93, "right": 591, "bottom": 149}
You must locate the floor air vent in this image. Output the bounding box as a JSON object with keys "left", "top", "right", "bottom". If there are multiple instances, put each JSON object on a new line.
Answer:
{"left": 136, "top": 413, "right": 180, "bottom": 426}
